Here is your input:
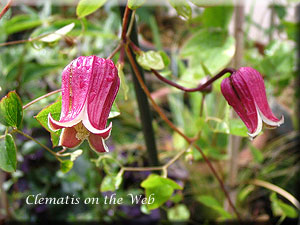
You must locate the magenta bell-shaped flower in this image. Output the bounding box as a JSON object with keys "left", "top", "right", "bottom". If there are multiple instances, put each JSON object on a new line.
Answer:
{"left": 221, "top": 67, "right": 284, "bottom": 139}
{"left": 48, "top": 56, "right": 120, "bottom": 152}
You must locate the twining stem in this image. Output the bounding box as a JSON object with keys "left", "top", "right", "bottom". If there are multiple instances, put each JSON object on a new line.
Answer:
{"left": 23, "top": 89, "right": 61, "bottom": 109}
{"left": 121, "top": 5, "right": 131, "bottom": 41}
{"left": 125, "top": 45, "right": 241, "bottom": 220}
{"left": 151, "top": 68, "right": 235, "bottom": 92}
{"left": 121, "top": 145, "right": 191, "bottom": 173}
{"left": 126, "top": 10, "right": 136, "bottom": 38}
{"left": 0, "top": 0, "right": 12, "bottom": 20}
{"left": 107, "top": 43, "right": 122, "bottom": 60}
{"left": 13, "top": 129, "right": 62, "bottom": 162}
{"left": 129, "top": 40, "right": 236, "bottom": 92}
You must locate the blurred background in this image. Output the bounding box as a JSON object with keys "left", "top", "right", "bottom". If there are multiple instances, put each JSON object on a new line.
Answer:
{"left": 0, "top": 0, "right": 299, "bottom": 223}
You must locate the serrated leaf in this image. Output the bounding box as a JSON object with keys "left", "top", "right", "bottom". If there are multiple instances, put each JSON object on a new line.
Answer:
{"left": 40, "top": 23, "right": 75, "bottom": 43}
{"left": 136, "top": 51, "right": 165, "bottom": 70}
{"left": 35, "top": 99, "right": 62, "bottom": 147}
{"left": 60, "top": 160, "right": 73, "bottom": 173}
{"left": 0, "top": 91, "right": 23, "bottom": 128}
{"left": 128, "top": 0, "right": 146, "bottom": 10}
{"left": 76, "top": 0, "right": 108, "bottom": 18}
{"left": 0, "top": 134, "right": 17, "bottom": 172}
{"left": 169, "top": 0, "right": 192, "bottom": 20}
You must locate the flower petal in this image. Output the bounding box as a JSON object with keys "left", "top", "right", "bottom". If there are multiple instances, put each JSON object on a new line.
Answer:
{"left": 239, "top": 67, "right": 284, "bottom": 126}
{"left": 221, "top": 76, "right": 258, "bottom": 134}
{"left": 82, "top": 117, "right": 112, "bottom": 139}
{"left": 86, "top": 57, "right": 120, "bottom": 130}
{"left": 88, "top": 133, "right": 109, "bottom": 153}
{"left": 59, "top": 127, "right": 83, "bottom": 148}
{"left": 247, "top": 106, "right": 263, "bottom": 140}
{"left": 50, "top": 56, "right": 95, "bottom": 128}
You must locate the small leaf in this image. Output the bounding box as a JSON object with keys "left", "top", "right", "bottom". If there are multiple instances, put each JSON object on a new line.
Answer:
{"left": 76, "top": 0, "right": 108, "bottom": 18}
{"left": 250, "top": 145, "right": 264, "bottom": 163}
{"left": 270, "top": 193, "right": 298, "bottom": 218}
{"left": 128, "top": 0, "right": 146, "bottom": 10}
{"left": 141, "top": 174, "right": 182, "bottom": 210}
{"left": 40, "top": 23, "right": 75, "bottom": 43}
{"left": 167, "top": 204, "right": 190, "bottom": 221}
{"left": 70, "top": 149, "right": 83, "bottom": 161}
{"left": 60, "top": 160, "right": 73, "bottom": 173}
{"left": 169, "top": 0, "right": 192, "bottom": 20}
{"left": 108, "top": 102, "right": 121, "bottom": 119}
{"left": 136, "top": 51, "right": 165, "bottom": 70}
{"left": 35, "top": 98, "right": 62, "bottom": 147}
{"left": 0, "top": 91, "right": 23, "bottom": 128}
{"left": 100, "top": 174, "right": 122, "bottom": 192}
{"left": 117, "top": 63, "right": 129, "bottom": 100}
{"left": 0, "top": 134, "right": 17, "bottom": 172}
{"left": 197, "top": 195, "right": 233, "bottom": 219}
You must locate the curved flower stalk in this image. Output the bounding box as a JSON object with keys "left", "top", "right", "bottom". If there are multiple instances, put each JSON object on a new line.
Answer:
{"left": 221, "top": 67, "right": 284, "bottom": 139}
{"left": 48, "top": 56, "right": 120, "bottom": 152}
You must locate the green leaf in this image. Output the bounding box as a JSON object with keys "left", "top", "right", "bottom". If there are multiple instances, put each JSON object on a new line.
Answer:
{"left": 128, "top": 0, "right": 146, "bottom": 10}
{"left": 249, "top": 145, "right": 264, "bottom": 163}
{"left": 202, "top": 6, "right": 233, "bottom": 29}
{"left": 136, "top": 51, "right": 165, "bottom": 70}
{"left": 0, "top": 134, "right": 17, "bottom": 173}
{"left": 40, "top": 23, "right": 75, "bottom": 43}
{"left": 167, "top": 204, "right": 190, "bottom": 221}
{"left": 100, "top": 173, "right": 122, "bottom": 192}
{"left": 60, "top": 160, "right": 73, "bottom": 173}
{"left": 0, "top": 91, "right": 23, "bottom": 128}
{"left": 197, "top": 195, "right": 233, "bottom": 219}
{"left": 108, "top": 102, "right": 121, "bottom": 119}
{"left": 35, "top": 99, "right": 62, "bottom": 147}
{"left": 4, "top": 14, "right": 42, "bottom": 35}
{"left": 270, "top": 193, "right": 298, "bottom": 218}
{"left": 180, "top": 29, "right": 235, "bottom": 75}
{"left": 169, "top": 0, "right": 192, "bottom": 20}
{"left": 76, "top": 0, "right": 108, "bottom": 18}
{"left": 238, "top": 185, "right": 255, "bottom": 203}
{"left": 117, "top": 63, "right": 129, "bottom": 100}
{"left": 141, "top": 174, "right": 182, "bottom": 210}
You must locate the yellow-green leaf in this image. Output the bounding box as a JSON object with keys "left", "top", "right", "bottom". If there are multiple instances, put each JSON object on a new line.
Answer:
{"left": 76, "top": 0, "right": 108, "bottom": 18}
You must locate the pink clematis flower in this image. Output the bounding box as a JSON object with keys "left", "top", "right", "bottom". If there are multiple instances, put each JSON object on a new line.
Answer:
{"left": 48, "top": 56, "right": 120, "bottom": 152}
{"left": 221, "top": 67, "right": 284, "bottom": 139}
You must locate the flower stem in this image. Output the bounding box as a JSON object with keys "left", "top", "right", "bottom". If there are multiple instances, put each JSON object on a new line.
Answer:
{"left": 120, "top": 6, "right": 159, "bottom": 166}
{"left": 151, "top": 68, "right": 236, "bottom": 92}
{"left": 23, "top": 89, "right": 61, "bottom": 110}
{"left": 0, "top": 0, "right": 12, "bottom": 20}
{"left": 125, "top": 45, "right": 241, "bottom": 220}
{"left": 14, "top": 129, "right": 62, "bottom": 162}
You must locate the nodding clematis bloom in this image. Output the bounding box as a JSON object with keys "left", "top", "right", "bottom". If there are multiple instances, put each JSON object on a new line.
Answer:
{"left": 221, "top": 67, "right": 284, "bottom": 139}
{"left": 48, "top": 56, "right": 120, "bottom": 152}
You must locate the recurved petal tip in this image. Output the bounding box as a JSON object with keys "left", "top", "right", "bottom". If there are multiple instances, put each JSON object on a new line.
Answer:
{"left": 88, "top": 133, "right": 110, "bottom": 153}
